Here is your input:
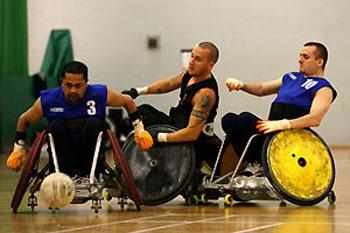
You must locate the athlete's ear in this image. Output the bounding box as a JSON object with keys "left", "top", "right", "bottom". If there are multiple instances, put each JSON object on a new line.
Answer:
{"left": 60, "top": 76, "right": 64, "bottom": 86}
{"left": 60, "top": 72, "right": 65, "bottom": 85}
{"left": 207, "top": 61, "right": 214, "bottom": 71}
{"left": 317, "top": 58, "right": 324, "bottom": 68}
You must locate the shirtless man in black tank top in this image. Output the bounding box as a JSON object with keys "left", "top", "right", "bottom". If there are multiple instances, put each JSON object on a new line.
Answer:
{"left": 123, "top": 42, "right": 221, "bottom": 169}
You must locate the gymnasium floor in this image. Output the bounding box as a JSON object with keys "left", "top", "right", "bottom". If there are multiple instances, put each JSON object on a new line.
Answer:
{"left": 1, "top": 148, "right": 350, "bottom": 233}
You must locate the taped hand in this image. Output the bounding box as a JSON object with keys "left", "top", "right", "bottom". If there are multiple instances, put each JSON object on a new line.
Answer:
{"left": 133, "top": 121, "right": 154, "bottom": 150}
{"left": 256, "top": 119, "right": 291, "bottom": 134}
{"left": 226, "top": 78, "right": 244, "bottom": 91}
{"left": 7, "top": 142, "right": 26, "bottom": 172}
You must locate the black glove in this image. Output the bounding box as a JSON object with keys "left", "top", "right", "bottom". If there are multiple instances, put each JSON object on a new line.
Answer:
{"left": 145, "top": 131, "right": 162, "bottom": 147}
{"left": 122, "top": 88, "right": 139, "bottom": 99}
{"left": 149, "top": 131, "right": 169, "bottom": 147}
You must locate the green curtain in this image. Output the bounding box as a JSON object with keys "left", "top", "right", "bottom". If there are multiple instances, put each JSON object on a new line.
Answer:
{"left": 0, "top": 0, "right": 28, "bottom": 76}
{"left": 0, "top": 0, "right": 28, "bottom": 149}
{"left": 41, "top": 29, "right": 74, "bottom": 88}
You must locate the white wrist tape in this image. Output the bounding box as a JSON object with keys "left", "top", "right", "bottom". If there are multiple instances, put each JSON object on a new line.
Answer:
{"left": 202, "top": 123, "right": 214, "bottom": 136}
{"left": 281, "top": 119, "right": 291, "bottom": 129}
{"left": 14, "top": 141, "right": 25, "bottom": 152}
{"left": 226, "top": 78, "right": 244, "bottom": 89}
{"left": 157, "top": 133, "right": 168, "bottom": 142}
{"left": 132, "top": 119, "right": 144, "bottom": 133}
{"left": 136, "top": 86, "right": 149, "bottom": 95}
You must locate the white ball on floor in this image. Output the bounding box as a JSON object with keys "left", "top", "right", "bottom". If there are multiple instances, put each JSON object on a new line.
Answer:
{"left": 40, "top": 172, "right": 75, "bottom": 209}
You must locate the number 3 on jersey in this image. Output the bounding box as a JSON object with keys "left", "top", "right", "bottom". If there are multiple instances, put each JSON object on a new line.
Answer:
{"left": 87, "top": 100, "right": 96, "bottom": 115}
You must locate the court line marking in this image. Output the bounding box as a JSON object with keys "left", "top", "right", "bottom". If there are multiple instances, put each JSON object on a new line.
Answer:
{"left": 130, "top": 214, "right": 239, "bottom": 233}
{"left": 170, "top": 212, "right": 350, "bottom": 219}
{"left": 48, "top": 213, "right": 174, "bottom": 233}
{"left": 232, "top": 223, "right": 284, "bottom": 233}
{"left": 49, "top": 210, "right": 350, "bottom": 233}
{"left": 133, "top": 219, "right": 343, "bottom": 225}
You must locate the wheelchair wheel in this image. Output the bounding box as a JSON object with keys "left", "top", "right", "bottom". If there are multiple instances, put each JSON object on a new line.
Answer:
{"left": 11, "top": 131, "right": 46, "bottom": 213}
{"left": 261, "top": 129, "right": 335, "bottom": 206}
{"left": 122, "top": 124, "right": 196, "bottom": 206}
{"left": 106, "top": 129, "right": 142, "bottom": 210}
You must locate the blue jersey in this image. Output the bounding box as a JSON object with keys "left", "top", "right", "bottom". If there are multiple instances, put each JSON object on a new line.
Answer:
{"left": 41, "top": 84, "right": 108, "bottom": 121}
{"left": 273, "top": 72, "right": 337, "bottom": 112}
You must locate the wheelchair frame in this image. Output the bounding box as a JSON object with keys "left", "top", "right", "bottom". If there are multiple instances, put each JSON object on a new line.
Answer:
{"left": 10, "top": 129, "right": 142, "bottom": 213}
{"left": 122, "top": 124, "right": 196, "bottom": 206}
{"left": 196, "top": 129, "right": 336, "bottom": 206}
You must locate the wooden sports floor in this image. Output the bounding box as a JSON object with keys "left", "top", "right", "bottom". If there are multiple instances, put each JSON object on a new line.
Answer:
{"left": 1, "top": 148, "right": 350, "bottom": 233}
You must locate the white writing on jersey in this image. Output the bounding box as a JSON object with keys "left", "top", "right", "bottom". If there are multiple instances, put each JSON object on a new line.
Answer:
{"left": 86, "top": 100, "right": 96, "bottom": 115}
{"left": 301, "top": 79, "right": 318, "bottom": 90}
{"left": 50, "top": 107, "right": 64, "bottom": 113}
{"left": 287, "top": 72, "right": 298, "bottom": 80}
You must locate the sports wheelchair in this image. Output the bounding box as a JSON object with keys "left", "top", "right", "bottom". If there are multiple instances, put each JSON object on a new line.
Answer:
{"left": 122, "top": 125, "right": 196, "bottom": 206}
{"left": 122, "top": 125, "right": 336, "bottom": 206}
{"left": 201, "top": 128, "right": 336, "bottom": 206}
{"left": 10, "top": 129, "right": 142, "bottom": 213}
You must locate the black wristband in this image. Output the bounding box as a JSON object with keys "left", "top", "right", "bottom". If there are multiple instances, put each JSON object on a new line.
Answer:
{"left": 129, "top": 110, "right": 141, "bottom": 122}
{"left": 15, "top": 131, "right": 26, "bottom": 143}
{"left": 122, "top": 88, "right": 139, "bottom": 99}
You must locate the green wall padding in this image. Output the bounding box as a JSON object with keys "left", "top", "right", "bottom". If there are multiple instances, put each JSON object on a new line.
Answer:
{"left": 0, "top": 0, "right": 28, "bottom": 76}
{"left": 0, "top": 75, "right": 46, "bottom": 149}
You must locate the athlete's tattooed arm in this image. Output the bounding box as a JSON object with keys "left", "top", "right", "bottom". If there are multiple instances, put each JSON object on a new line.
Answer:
{"left": 166, "top": 88, "right": 216, "bottom": 142}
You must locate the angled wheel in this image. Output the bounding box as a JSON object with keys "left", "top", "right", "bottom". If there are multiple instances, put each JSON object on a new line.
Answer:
{"left": 224, "top": 194, "right": 234, "bottom": 205}
{"left": 186, "top": 195, "right": 200, "bottom": 206}
{"left": 328, "top": 190, "right": 336, "bottom": 205}
{"left": 200, "top": 193, "right": 208, "bottom": 204}
{"left": 261, "top": 129, "right": 335, "bottom": 206}
{"left": 122, "top": 125, "right": 196, "bottom": 206}
{"left": 106, "top": 129, "right": 142, "bottom": 210}
{"left": 11, "top": 131, "right": 47, "bottom": 213}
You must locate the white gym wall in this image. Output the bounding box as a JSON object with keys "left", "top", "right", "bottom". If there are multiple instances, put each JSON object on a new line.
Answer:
{"left": 28, "top": 0, "right": 349, "bottom": 145}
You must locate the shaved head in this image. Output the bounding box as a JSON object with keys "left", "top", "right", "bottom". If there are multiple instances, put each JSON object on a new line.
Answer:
{"left": 197, "top": 42, "right": 219, "bottom": 64}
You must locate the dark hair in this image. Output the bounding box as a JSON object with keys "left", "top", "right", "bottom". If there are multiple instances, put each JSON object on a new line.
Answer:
{"left": 304, "top": 42, "right": 328, "bottom": 70}
{"left": 198, "top": 42, "right": 219, "bottom": 64}
{"left": 61, "top": 61, "right": 88, "bottom": 81}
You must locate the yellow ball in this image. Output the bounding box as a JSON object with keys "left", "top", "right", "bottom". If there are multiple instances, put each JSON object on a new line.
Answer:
{"left": 40, "top": 173, "right": 75, "bottom": 209}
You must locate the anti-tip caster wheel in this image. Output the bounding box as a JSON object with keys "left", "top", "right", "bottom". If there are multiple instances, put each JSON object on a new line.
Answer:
{"left": 328, "top": 190, "right": 336, "bottom": 205}
{"left": 104, "top": 190, "right": 113, "bottom": 202}
{"left": 187, "top": 195, "right": 200, "bottom": 206}
{"left": 200, "top": 193, "right": 208, "bottom": 204}
{"left": 224, "top": 194, "right": 233, "bottom": 206}
{"left": 279, "top": 200, "right": 287, "bottom": 207}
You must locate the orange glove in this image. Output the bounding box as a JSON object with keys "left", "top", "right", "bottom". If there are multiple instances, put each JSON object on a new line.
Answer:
{"left": 133, "top": 120, "right": 154, "bottom": 151}
{"left": 256, "top": 119, "right": 291, "bottom": 134}
{"left": 135, "top": 130, "right": 154, "bottom": 151}
{"left": 7, "top": 142, "right": 26, "bottom": 172}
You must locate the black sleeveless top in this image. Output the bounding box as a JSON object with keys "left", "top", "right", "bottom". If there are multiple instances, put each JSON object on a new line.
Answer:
{"left": 169, "top": 71, "right": 219, "bottom": 129}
